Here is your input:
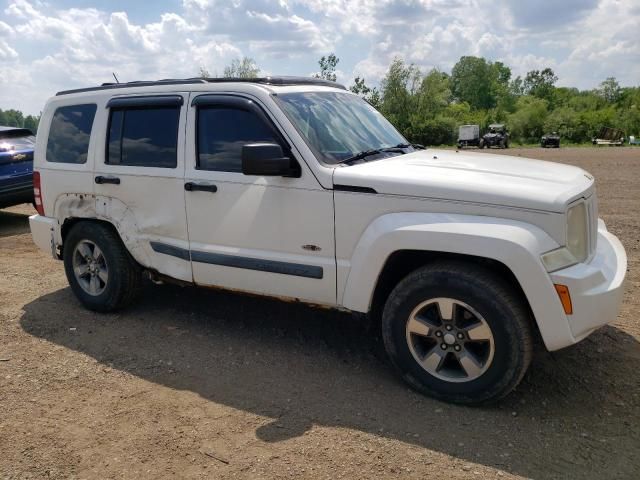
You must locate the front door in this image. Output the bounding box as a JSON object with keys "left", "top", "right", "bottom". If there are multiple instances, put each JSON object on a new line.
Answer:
{"left": 183, "top": 93, "right": 336, "bottom": 305}
{"left": 93, "top": 93, "right": 192, "bottom": 282}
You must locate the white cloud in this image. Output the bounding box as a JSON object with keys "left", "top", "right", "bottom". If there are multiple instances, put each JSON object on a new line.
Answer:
{"left": 0, "top": 0, "right": 638, "bottom": 114}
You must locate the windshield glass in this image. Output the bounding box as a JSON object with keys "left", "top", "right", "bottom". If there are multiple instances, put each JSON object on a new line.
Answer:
{"left": 274, "top": 91, "right": 408, "bottom": 165}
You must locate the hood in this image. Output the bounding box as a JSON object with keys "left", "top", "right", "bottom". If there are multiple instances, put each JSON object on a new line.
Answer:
{"left": 332, "top": 149, "right": 594, "bottom": 212}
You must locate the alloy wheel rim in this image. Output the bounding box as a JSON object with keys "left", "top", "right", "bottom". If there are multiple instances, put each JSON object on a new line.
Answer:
{"left": 72, "top": 240, "right": 108, "bottom": 296}
{"left": 405, "top": 297, "right": 495, "bottom": 383}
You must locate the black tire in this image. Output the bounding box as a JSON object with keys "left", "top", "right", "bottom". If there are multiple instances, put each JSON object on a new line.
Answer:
{"left": 63, "top": 221, "right": 142, "bottom": 312}
{"left": 381, "top": 261, "right": 532, "bottom": 405}
{"left": 479, "top": 139, "right": 485, "bottom": 149}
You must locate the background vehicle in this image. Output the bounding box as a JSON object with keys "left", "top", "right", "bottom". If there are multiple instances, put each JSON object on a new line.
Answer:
{"left": 457, "top": 124, "right": 480, "bottom": 148}
{"left": 627, "top": 135, "right": 639, "bottom": 145}
{"left": 541, "top": 132, "right": 560, "bottom": 148}
{"left": 0, "top": 126, "right": 35, "bottom": 209}
{"left": 29, "top": 77, "right": 627, "bottom": 405}
{"left": 480, "top": 124, "right": 509, "bottom": 148}
{"left": 592, "top": 126, "right": 625, "bottom": 146}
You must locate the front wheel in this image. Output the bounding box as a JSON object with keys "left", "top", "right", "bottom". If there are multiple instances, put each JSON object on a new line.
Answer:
{"left": 63, "top": 221, "right": 142, "bottom": 312}
{"left": 381, "top": 262, "right": 533, "bottom": 405}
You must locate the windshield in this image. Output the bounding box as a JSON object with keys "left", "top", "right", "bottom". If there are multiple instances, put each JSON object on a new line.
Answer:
{"left": 274, "top": 91, "right": 408, "bottom": 165}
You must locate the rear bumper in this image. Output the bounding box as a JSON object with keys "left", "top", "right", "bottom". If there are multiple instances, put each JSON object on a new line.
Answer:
{"left": 549, "top": 220, "right": 627, "bottom": 346}
{"left": 29, "top": 214, "right": 60, "bottom": 258}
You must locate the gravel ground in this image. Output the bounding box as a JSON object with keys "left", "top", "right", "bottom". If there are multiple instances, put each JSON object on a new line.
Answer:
{"left": 0, "top": 147, "right": 638, "bottom": 479}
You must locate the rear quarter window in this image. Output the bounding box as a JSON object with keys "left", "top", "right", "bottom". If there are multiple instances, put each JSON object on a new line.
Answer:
{"left": 46, "top": 104, "right": 97, "bottom": 164}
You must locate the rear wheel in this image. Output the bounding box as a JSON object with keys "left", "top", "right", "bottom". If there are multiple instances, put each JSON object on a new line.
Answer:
{"left": 63, "top": 222, "right": 142, "bottom": 312}
{"left": 381, "top": 261, "right": 532, "bottom": 405}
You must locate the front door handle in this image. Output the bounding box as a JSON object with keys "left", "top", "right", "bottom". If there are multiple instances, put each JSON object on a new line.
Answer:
{"left": 185, "top": 182, "right": 217, "bottom": 193}
{"left": 95, "top": 175, "right": 120, "bottom": 185}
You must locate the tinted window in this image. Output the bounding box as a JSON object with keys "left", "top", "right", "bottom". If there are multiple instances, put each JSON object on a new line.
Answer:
{"left": 198, "top": 107, "right": 280, "bottom": 172}
{"left": 107, "top": 107, "right": 179, "bottom": 168}
{"left": 46, "top": 104, "right": 96, "bottom": 164}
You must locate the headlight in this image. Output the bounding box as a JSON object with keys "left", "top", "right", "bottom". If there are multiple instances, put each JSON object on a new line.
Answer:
{"left": 541, "top": 202, "right": 589, "bottom": 272}
{"left": 567, "top": 202, "right": 588, "bottom": 263}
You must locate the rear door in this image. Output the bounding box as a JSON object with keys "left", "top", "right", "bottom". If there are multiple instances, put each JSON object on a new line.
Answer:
{"left": 92, "top": 94, "right": 191, "bottom": 282}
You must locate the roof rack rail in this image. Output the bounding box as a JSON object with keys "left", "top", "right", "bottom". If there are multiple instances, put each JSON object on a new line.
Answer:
{"left": 202, "top": 76, "right": 347, "bottom": 90}
{"left": 55, "top": 76, "right": 346, "bottom": 96}
{"left": 56, "top": 78, "right": 208, "bottom": 96}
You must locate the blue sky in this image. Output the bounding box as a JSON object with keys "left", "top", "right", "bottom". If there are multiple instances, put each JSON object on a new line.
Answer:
{"left": 1, "top": 0, "right": 638, "bottom": 114}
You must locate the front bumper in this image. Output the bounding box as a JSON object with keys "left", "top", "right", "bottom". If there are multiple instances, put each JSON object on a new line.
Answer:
{"left": 550, "top": 220, "right": 627, "bottom": 345}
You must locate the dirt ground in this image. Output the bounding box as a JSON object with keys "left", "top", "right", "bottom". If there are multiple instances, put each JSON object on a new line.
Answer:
{"left": 0, "top": 147, "right": 638, "bottom": 480}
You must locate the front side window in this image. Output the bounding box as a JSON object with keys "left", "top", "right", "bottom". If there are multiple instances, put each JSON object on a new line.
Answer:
{"left": 274, "top": 92, "right": 407, "bottom": 165}
{"left": 46, "top": 104, "right": 97, "bottom": 164}
{"left": 107, "top": 107, "right": 179, "bottom": 168}
{"left": 197, "top": 107, "right": 281, "bottom": 172}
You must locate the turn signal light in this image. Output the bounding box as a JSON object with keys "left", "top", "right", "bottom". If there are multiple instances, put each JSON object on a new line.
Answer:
{"left": 554, "top": 284, "right": 573, "bottom": 315}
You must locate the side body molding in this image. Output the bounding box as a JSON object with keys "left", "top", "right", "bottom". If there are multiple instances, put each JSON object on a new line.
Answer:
{"left": 340, "top": 212, "right": 573, "bottom": 351}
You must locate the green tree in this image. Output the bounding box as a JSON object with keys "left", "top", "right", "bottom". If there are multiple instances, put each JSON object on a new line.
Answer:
{"left": 508, "top": 96, "right": 549, "bottom": 143}
{"left": 597, "top": 77, "right": 621, "bottom": 103}
{"left": 379, "top": 58, "right": 421, "bottom": 134}
{"left": 523, "top": 68, "right": 558, "bottom": 103}
{"left": 450, "top": 56, "right": 496, "bottom": 110}
{"left": 314, "top": 54, "right": 339, "bottom": 82}
{"left": 414, "top": 69, "right": 451, "bottom": 118}
{"left": 23, "top": 115, "right": 39, "bottom": 133}
{"left": 223, "top": 57, "right": 260, "bottom": 78}
{"left": 350, "top": 76, "right": 381, "bottom": 109}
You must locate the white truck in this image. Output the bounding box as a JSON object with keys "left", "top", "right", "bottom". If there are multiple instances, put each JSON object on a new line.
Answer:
{"left": 29, "top": 77, "right": 627, "bottom": 404}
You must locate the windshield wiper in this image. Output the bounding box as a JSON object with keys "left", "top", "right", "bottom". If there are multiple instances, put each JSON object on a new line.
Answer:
{"left": 392, "top": 142, "right": 425, "bottom": 150}
{"left": 337, "top": 144, "right": 414, "bottom": 165}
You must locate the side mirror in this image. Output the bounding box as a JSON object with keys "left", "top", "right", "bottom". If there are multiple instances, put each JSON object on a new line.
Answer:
{"left": 241, "top": 143, "right": 299, "bottom": 177}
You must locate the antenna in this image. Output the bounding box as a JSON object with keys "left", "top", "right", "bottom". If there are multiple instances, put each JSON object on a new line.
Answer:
{"left": 112, "top": 72, "right": 120, "bottom": 84}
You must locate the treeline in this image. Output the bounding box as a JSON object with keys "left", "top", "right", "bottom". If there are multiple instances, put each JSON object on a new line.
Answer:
{"left": 0, "top": 109, "right": 39, "bottom": 132}
{"left": 202, "top": 54, "right": 639, "bottom": 146}
{"left": 347, "top": 56, "right": 640, "bottom": 145}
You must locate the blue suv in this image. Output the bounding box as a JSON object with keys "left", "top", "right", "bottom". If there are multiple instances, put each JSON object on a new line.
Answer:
{"left": 0, "top": 126, "right": 35, "bottom": 209}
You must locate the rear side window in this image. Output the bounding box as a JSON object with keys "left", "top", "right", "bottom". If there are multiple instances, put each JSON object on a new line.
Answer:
{"left": 46, "top": 104, "right": 96, "bottom": 164}
{"left": 107, "top": 107, "right": 179, "bottom": 168}
{"left": 197, "top": 107, "right": 280, "bottom": 172}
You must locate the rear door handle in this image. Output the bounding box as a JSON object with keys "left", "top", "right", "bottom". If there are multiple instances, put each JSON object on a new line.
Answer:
{"left": 95, "top": 176, "right": 120, "bottom": 185}
{"left": 185, "top": 182, "right": 217, "bottom": 193}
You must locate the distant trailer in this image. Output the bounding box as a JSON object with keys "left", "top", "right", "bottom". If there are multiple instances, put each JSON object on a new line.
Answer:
{"left": 629, "top": 135, "right": 640, "bottom": 145}
{"left": 592, "top": 127, "right": 625, "bottom": 146}
{"left": 457, "top": 124, "right": 480, "bottom": 148}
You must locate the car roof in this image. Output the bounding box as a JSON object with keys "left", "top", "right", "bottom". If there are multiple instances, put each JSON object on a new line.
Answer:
{"left": 56, "top": 76, "right": 347, "bottom": 96}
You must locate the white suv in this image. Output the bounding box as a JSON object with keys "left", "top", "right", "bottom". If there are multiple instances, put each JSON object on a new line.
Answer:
{"left": 29, "top": 77, "right": 627, "bottom": 404}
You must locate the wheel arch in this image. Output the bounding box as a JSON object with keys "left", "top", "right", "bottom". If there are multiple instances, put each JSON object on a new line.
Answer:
{"left": 369, "top": 250, "right": 532, "bottom": 326}
{"left": 340, "top": 212, "right": 575, "bottom": 351}
{"left": 55, "top": 194, "right": 151, "bottom": 267}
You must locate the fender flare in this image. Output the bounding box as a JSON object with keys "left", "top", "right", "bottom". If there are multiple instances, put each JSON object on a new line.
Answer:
{"left": 340, "top": 212, "right": 573, "bottom": 351}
